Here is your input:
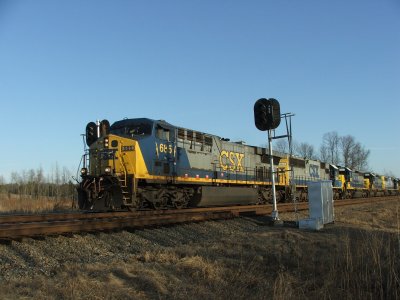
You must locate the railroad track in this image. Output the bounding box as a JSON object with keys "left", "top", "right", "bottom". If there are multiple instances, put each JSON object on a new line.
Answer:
{"left": 0, "top": 196, "right": 398, "bottom": 240}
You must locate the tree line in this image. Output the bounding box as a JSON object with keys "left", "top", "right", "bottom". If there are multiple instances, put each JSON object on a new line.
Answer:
{"left": 0, "top": 165, "right": 76, "bottom": 200}
{"left": 275, "top": 131, "right": 371, "bottom": 172}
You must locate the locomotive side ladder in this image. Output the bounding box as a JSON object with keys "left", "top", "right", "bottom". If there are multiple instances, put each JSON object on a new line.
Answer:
{"left": 118, "top": 153, "right": 132, "bottom": 205}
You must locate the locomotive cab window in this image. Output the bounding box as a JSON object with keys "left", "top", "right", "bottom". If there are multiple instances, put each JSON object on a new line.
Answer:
{"left": 110, "top": 120, "right": 152, "bottom": 138}
{"left": 156, "top": 125, "right": 171, "bottom": 141}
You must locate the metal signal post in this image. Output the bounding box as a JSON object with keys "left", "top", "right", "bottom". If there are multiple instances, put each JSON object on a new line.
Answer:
{"left": 254, "top": 98, "right": 281, "bottom": 221}
{"left": 254, "top": 98, "right": 295, "bottom": 222}
{"left": 268, "top": 128, "right": 279, "bottom": 220}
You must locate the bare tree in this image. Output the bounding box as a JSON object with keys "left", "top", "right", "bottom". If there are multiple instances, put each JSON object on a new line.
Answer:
{"left": 320, "top": 131, "right": 340, "bottom": 165}
{"left": 295, "top": 142, "right": 316, "bottom": 159}
{"left": 62, "top": 166, "right": 71, "bottom": 184}
{"left": 341, "top": 135, "right": 356, "bottom": 167}
{"left": 275, "top": 139, "right": 289, "bottom": 154}
{"left": 35, "top": 167, "right": 44, "bottom": 198}
{"left": 6, "top": 165, "right": 75, "bottom": 200}
{"left": 339, "top": 135, "right": 370, "bottom": 170}
{"left": 0, "top": 175, "right": 4, "bottom": 194}
{"left": 319, "top": 144, "right": 329, "bottom": 162}
{"left": 383, "top": 170, "right": 396, "bottom": 177}
{"left": 352, "top": 143, "right": 370, "bottom": 171}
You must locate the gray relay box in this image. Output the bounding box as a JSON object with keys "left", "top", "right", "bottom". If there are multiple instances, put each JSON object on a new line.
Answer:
{"left": 299, "top": 181, "right": 334, "bottom": 230}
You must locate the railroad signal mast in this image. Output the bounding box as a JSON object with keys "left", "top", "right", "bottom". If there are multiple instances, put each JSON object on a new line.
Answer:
{"left": 254, "top": 98, "right": 294, "bottom": 221}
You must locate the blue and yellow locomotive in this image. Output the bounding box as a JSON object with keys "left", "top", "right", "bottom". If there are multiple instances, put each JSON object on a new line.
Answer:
{"left": 77, "top": 117, "right": 399, "bottom": 211}
{"left": 329, "top": 167, "right": 399, "bottom": 199}
{"left": 78, "top": 118, "right": 282, "bottom": 210}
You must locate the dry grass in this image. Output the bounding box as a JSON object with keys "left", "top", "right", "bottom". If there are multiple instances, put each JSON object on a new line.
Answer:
{"left": 0, "top": 193, "right": 74, "bottom": 213}
{"left": 2, "top": 227, "right": 397, "bottom": 299}
{"left": 0, "top": 198, "right": 398, "bottom": 299}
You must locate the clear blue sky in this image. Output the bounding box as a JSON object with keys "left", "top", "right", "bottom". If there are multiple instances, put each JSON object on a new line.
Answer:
{"left": 0, "top": 0, "right": 399, "bottom": 181}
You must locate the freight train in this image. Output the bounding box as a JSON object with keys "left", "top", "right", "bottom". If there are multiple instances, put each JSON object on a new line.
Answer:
{"left": 77, "top": 118, "right": 399, "bottom": 210}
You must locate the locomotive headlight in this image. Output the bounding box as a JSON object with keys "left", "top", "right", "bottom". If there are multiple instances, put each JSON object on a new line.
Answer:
{"left": 104, "top": 137, "right": 109, "bottom": 148}
{"left": 80, "top": 168, "right": 88, "bottom": 176}
{"left": 104, "top": 166, "right": 112, "bottom": 174}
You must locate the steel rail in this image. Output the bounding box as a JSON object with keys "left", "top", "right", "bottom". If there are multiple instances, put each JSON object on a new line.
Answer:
{"left": 0, "top": 205, "right": 273, "bottom": 225}
{"left": 0, "top": 196, "right": 397, "bottom": 239}
{"left": 0, "top": 211, "right": 234, "bottom": 239}
{"left": 2, "top": 195, "right": 394, "bottom": 224}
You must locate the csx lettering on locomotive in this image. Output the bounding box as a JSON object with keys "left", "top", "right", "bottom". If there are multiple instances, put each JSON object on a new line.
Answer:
{"left": 219, "top": 150, "right": 245, "bottom": 172}
{"left": 309, "top": 165, "right": 320, "bottom": 178}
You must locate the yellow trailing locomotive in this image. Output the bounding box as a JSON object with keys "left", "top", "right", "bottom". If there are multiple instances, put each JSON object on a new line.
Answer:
{"left": 77, "top": 118, "right": 399, "bottom": 210}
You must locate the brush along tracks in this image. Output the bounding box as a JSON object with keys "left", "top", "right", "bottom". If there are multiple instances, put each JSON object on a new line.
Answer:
{"left": 0, "top": 196, "right": 398, "bottom": 240}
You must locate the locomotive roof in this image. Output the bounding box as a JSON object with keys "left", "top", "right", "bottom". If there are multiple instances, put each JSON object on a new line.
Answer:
{"left": 110, "top": 118, "right": 157, "bottom": 128}
{"left": 156, "top": 119, "right": 219, "bottom": 138}
{"left": 111, "top": 118, "right": 220, "bottom": 138}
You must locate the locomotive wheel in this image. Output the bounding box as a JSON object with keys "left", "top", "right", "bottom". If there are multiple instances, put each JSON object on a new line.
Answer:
{"left": 153, "top": 201, "right": 162, "bottom": 210}
{"left": 125, "top": 205, "right": 136, "bottom": 212}
{"left": 170, "top": 189, "right": 190, "bottom": 209}
{"left": 275, "top": 190, "right": 285, "bottom": 203}
{"left": 284, "top": 187, "right": 292, "bottom": 203}
{"left": 278, "top": 190, "right": 287, "bottom": 202}
{"left": 173, "top": 200, "right": 184, "bottom": 209}
{"left": 152, "top": 196, "right": 168, "bottom": 210}
{"left": 258, "top": 188, "right": 271, "bottom": 204}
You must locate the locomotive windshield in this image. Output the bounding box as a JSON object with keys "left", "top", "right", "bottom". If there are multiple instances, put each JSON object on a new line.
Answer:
{"left": 110, "top": 119, "right": 153, "bottom": 138}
